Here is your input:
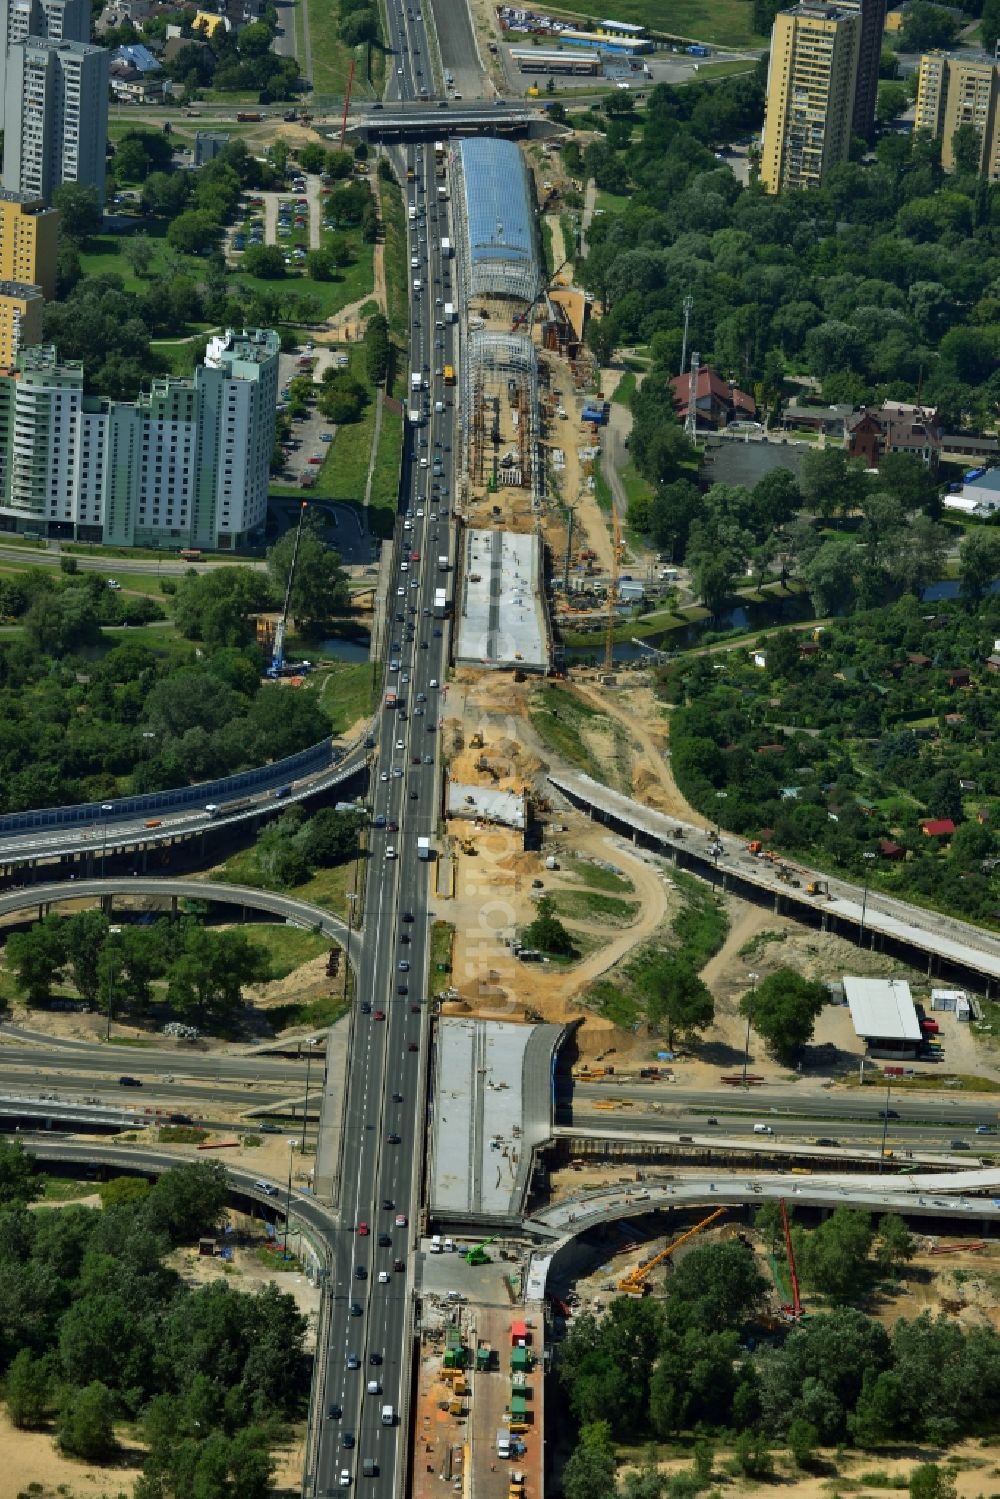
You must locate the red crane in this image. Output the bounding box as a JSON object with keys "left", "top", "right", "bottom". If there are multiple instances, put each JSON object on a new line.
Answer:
{"left": 340, "top": 58, "right": 355, "bottom": 150}
{"left": 779, "top": 1198, "right": 802, "bottom": 1319}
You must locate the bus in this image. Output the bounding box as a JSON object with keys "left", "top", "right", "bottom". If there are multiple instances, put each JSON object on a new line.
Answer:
{"left": 443, "top": 365, "right": 455, "bottom": 385}
{"left": 179, "top": 548, "right": 202, "bottom": 561}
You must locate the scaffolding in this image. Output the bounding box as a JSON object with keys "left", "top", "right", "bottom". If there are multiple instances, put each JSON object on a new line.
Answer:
{"left": 467, "top": 330, "right": 540, "bottom": 501}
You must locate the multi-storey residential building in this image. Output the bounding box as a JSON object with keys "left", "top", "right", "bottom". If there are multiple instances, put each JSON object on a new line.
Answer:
{"left": 0, "top": 330, "right": 280, "bottom": 549}
{"left": 2, "top": 38, "right": 109, "bottom": 206}
{"left": 915, "top": 51, "right": 1000, "bottom": 179}
{"left": 0, "top": 0, "right": 88, "bottom": 114}
{"left": 0, "top": 189, "right": 57, "bottom": 297}
{"left": 851, "top": 0, "right": 887, "bottom": 141}
{"left": 0, "top": 280, "right": 42, "bottom": 363}
{"left": 761, "top": 1, "right": 862, "bottom": 193}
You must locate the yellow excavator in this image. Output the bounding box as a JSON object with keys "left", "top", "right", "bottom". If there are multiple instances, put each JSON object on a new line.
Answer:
{"left": 617, "top": 1208, "right": 728, "bottom": 1296}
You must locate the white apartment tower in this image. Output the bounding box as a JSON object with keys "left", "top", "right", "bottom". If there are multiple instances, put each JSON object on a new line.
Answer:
{"left": 2, "top": 37, "right": 109, "bottom": 206}
{"left": 0, "top": 330, "right": 280, "bottom": 550}
{"left": 0, "top": 0, "right": 88, "bottom": 114}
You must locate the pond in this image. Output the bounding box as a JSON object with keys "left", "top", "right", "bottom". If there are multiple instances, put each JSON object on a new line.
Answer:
{"left": 317, "top": 634, "right": 370, "bottom": 664}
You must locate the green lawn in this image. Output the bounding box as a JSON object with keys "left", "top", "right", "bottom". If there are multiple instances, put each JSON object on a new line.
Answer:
{"left": 613, "top": 371, "right": 636, "bottom": 407}
{"left": 529, "top": 683, "right": 608, "bottom": 778}
{"left": 594, "top": 188, "right": 632, "bottom": 215}
{"left": 550, "top": 889, "right": 639, "bottom": 926}
{"left": 306, "top": 0, "right": 384, "bottom": 99}
{"left": 549, "top": 0, "right": 768, "bottom": 47}
{"left": 230, "top": 922, "right": 332, "bottom": 977}
{"left": 563, "top": 855, "right": 634, "bottom": 894}
{"left": 382, "top": 176, "right": 409, "bottom": 342}
{"left": 368, "top": 404, "right": 403, "bottom": 533}
{"left": 315, "top": 659, "right": 375, "bottom": 733}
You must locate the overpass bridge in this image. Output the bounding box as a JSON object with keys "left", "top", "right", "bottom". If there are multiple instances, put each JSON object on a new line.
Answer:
{"left": 345, "top": 102, "right": 549, "bottom": 141}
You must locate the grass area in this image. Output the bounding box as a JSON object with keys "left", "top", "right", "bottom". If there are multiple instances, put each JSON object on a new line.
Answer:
{"left": 529, "top": 682, "right": 609, "bottom": 778}
{"left": 208, "top": 849, "right": 360, "bottom": 920}
{"left": 593, "top": 187, "right": 633, "bottom": 215}
{"left": 550, "top": 889, "right": 639, "bottom": 926}
{"left": 306, "top": 0, "right": 382, "bottom": 100}
{"left": 428, "top": 919, "right": 454, "bottom": 990}
{"left": 588, "top": 977, "right": 641, "bottom": 1029}
{"left": 593, "top": 465, "right": 614, "bottom": 513}
{"left": 40, "top": 1176, "right": 101, "bottom": 1202}
{"left": 382, "top": 174, "right": 409, "bottom": 342}
{"left": 689, "top": 59, "right": 758, "bottom": 80}
{"left": 315, "top": 659, "right": 375, "bottom": 734}
{"left": 231, "top": 922, "right": 331, "bottom": 978}
{"left": 158, "top": 1125, "right": 210, "bottom": 1144}
{"left": 540, "top": 215, "right": 556, "bottom": 278}
{"left": 368, "top": 403, "right": 404, "bottom": 534}
{"left": 548, "top": 0, "right": 768, "bottom": 47}
{"left": 563, "top": 855, "right": 634, "bottom": 894}
{"left": 612, "top": 371, "right": 636, "bottom": 407}
{"left": 268, "top": 991, "right": 350, "bottom": 1031}
{"left": 671, "top": 869, "right": 728, "bottom": 968}
{"left": 848, "top": 1072, "right": 1000, "bottom": 1095}
{"left": 620, "top": 462, "right": 654, "bottom": 514}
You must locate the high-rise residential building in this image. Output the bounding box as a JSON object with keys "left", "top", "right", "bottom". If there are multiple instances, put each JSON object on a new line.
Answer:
{"left": 851, "top": 0, "right": 887, "bottom": 142}
{"left": 2, "top": 38, "right": 109, "bottom": 207}
{"left": 0, "top": 280, "right": 43, "bottom": 363}
{"left": 761, "top": 2, "right": 862, "bottom": 193}
{"left": 0, "top": 0, "right": 88, "bottom": 115}
{"left": 915, "top": 51, "right": 1000, "bottom": 179}
{"left": 0, "top": 330, "right": 280, "bottom": 549}
{"left": 0, "top": 190, "right": 57, "bottom": 297}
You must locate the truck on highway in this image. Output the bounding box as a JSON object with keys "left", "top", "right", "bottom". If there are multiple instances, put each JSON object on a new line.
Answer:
{"left": 441, "top": 237, "right": 452, "bottom": 257}
{"left": 410, "top": 371, "right": 422, "bottom": 392}
{"left": 408, "top": 408, "right": 422, "bottom": 424}
{"left": 204, "top": 797, "right": 254, "bottom": 818}
{"left": 384, "top": 690, "right": 398, "bottom": 710}
{"left": 443, "top": 364, "right": 455, "bottom": 385}
{"left": 417, "top": 836, "right": 433, "bottom": 861}
{"left": 433, "top": 587, "right": 449, "bottom": 618}
{"left": 438, "top": 554, "right": 450, "bottom": 571}
{"left": 444, "top": 303, "right": 456, "bottom": 323}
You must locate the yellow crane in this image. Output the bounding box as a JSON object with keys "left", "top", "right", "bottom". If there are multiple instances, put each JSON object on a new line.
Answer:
{"left": 617, "top": 1208, "right": 728, "bottom": 1296}
{"left": 604, "top": 506, "right": 622, "bottom": 675}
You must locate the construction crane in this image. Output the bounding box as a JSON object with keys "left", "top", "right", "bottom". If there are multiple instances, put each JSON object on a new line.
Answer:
{"left": 339, "top": 57, "right": 355, "bottom": 150}
{"left": 779, "top": 1198, "right": 803, "bottom": 1319}
{"left": 465, "top": 1234, "right": 497, "bottom": 1266}
{"left": 604, "top": 505, "right": 622, "bottom": 674}
{"left": 268, "top": 501, "right": 308, "bottom": 678}
{"left": 617, "top": 1208, "right": 727, "bottom": 1296}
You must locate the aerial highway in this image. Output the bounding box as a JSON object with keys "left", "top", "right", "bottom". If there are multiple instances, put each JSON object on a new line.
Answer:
{"left": 310, "top": 1, "right": 464, "bottom": 1489}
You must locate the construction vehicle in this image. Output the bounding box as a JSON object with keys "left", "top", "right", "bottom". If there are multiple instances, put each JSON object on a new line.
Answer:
{"left": 806, "top": 879, "right": 829, "bottom": 897}
{"left": 460, "top": 838, "right": 478, "bottom": 856}
{"left": 617, "top": 1208, "right": 727, "bottom": 1296}
{"left": 465, "top": 1234, "right": 497, "bottom": 1267}
{"left": 748, "top": 840, "right": 762, "bottom": 855}
{"left": 475, "top": 1344, "right": 494, "bottom": 1372}
{"left": 470, "top": 731, "right": 484, "bottom": 748}
{"left": 779, "top": 1199, "right": 803, "bottom": 1319}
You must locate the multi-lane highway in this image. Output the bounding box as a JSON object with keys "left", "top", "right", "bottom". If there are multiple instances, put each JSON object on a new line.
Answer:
{"left": 312, "top": 3, "right": 463, "bottom": 1489}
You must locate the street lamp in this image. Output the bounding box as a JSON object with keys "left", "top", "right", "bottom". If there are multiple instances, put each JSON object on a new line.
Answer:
{"left": 858, "top": 850, "right": 877, "bottom": 948}
{"left": 283, "top": 1138, "right": 295, "bottom": 1258}
{"left": 105, "top": 925, "right": 122, "bottom": 1043}
{"left": 343, "top": 892, "right": 359, "bottom": 1006}
{"left": 743, "top": 971, "right": 758, "bottom": 1089}
{"left": 100, "top": 803, "right": 114, "bottom": 878}
{"left": 300, "top": 1036, "right": 317, "bottom": 1154}
{"left": 712, "top": 792, "right": 728, "bottom": 890}
{"left": 878, "top": 1080, "right": 892, "bottom": 1175}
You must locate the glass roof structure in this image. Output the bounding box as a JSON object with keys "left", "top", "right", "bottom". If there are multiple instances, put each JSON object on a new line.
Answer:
{"left": 456, "top": 138, "right": 539, "bottom": 303}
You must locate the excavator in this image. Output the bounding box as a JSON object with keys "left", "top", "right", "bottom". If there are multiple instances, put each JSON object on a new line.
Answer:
{"left": 617, "top": 1208, "right": 728, "bottom": 1296}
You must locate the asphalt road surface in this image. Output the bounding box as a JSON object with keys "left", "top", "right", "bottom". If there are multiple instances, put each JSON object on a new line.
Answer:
{"left": 313, "top": 2, "right": 461, "bottom": 1488}
{"left": 425, "top": 0, "right": 485, "bottom": 99}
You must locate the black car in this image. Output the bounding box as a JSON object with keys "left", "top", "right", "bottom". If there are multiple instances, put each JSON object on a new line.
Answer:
{"left": 403, "top": 911, "right": 414, "bottom": 923}
{"left": 381, "top": 1197, "right": 394, "bottom": 1210}
{"left": 392, "top": 1092, "right": 404, "bottom": 1102}
{"left": 168, "top": 1112, "right": 192, "bottom": 1124}
{"left": 879, "top": 1109, "right": 899, "bottom": 1119}
{"left": 814, "top": 1137, "right": 841, "bottom": 1147}
{"left": 342, "top": 1432, "right": 355, "bottom": 1449}
{"left": 378, "top": 1232, "right": 392, "bottom": 1247}
{"left": 387, "top": 1132, "right": 401, "bottom": 1144}
{"left": 397, "top": 983, "right": 408, "bottom": 995}
{"left": 355, "top": 1265, "right": 367, "bottom": 1279}
{"left": 370, "top": 1352, "right": 382, "bottom": 1365}
{"left": 361, "top": 1001, "right": 372, "bottom": 1015}
{"left": 349, "top": 1303, "right": 362, "bottom": 1316}
{"left": 118, "top": 1075, "right": 142, "bottom": 1087}
{"left": 328, "top": 1403, "right": 342, "bottom": 1420}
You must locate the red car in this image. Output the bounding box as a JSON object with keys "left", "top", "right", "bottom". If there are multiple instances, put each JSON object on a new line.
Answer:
{"left": 374, "top": 1009, "right": 385, "bottom": 1021}
{"left": 307, "top": 456, "right": 322, "bottom": 465}
{"left": 407, "top": 1041, "right": 418, "bottom": 1052}
{"left": 357, "top": 1221, "right": 369, "bottom": 1237}
{"left": 411, "top": 550, "right": 420, "bottom": 561}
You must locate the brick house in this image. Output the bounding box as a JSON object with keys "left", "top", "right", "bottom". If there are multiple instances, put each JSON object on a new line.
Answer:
{"left": 670, "top": 367, "right": 756, "bottom": 432}
{"left": 847, "top": 402, "right": 941, "bottom": 470}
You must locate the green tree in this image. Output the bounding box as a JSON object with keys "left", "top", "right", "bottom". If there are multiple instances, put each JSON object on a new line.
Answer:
{"left": 0, "top": 1140, "right": 40, "bottom": 1205}
{"left": 875, "top": 1212, "right": 915, "bottom": 1274}
{"left": 899, "top": 1, "right": 959, "bottom": 49}
{"left": 122, "top": 233, "right": 157, "bottom": 279}
{"left": 958, "top": 530, "right": 1000, "bottom": 604}
{"left": 266, "top": 512, "right": 349, "bottom": 623}
{"left": 141, "top": 1161, "right": 229, "bottom": 1243}
{"left": 951, "top": 121, "right": 982, "bottom": 174}
{"left": 666, "top": 1240, "right": 768, "bottom": 1335}
{"left": 909, "top": 1466, "right": 957, "bottom": 1499}
{"left": 5, "top": 1347, "right": 53, "bottom": 1428}
{"left": 522, "top": 896, "right": 575, "bottom": 957}
{"left": 242, "top": 243, "right": 286, "bottom": 279}
{"left": 166, "top": 928, "right": 271, "bottom": 1028}
{"left": 64, "top": 909, "right": 111, "bottom": 1006}
{"left": 317, "top": 374, "right": 367, "bottom": 425}
{"left": 6, "top": 917, "right": 68, "bottom": 1005}
{"left": 786, "top": 1417, "right": 819, "bottom": 1467}
{"left": 563, "top": 1440, "right": 617, "bottom": 1499}
{"left": 167, "top": 210, "right": 220, "bottom": 255}
{"left": 729, "top": 1429, "right": 773, "bottom": 1479}
{"left": 795, "top": 1207, "right": 874, "bottom": 1303}
{"left": 984, "top": 0, "right": 1000, "bottom": 50}
{"left": 740, "top": 968, "right": 828, "bottom": 1062}
{"left": 57, "top": 1380, "right": 117, "bottom": 1460}
{"left": 802, "top": 537, "right": 857, "bottom": 615}
{"left": 364, "top": 310, "right": 390, "bottom": 385}
{"left": 636, "top": 956, "right": 714, "bottom": 1048}
{"left": 52, "top": 183, "right": 102, "bottom": 243}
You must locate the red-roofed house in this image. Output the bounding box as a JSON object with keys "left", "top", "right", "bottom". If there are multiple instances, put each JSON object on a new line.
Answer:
{"left": 669, "top": 367, "right": 756, "bottom": 431}
{"left": 921, "top": 819, "right": 955, "bottom": 838}
{"left": 511, "top": 1320, "right": 530, "bottom": 1346}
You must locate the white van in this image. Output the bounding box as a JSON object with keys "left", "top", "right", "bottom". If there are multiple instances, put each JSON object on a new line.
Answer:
{"left": 753, "top": 1123, "right": 774, "bottom": 1135}
{"left": 367, "top": 1378, "right": 381, "bottom": 1395}
{"left": 381, "top": 1404, "right": 394, "bottom": 1426}
{"left": 429, "top": 1234, "right": 443, "bottom": 1254}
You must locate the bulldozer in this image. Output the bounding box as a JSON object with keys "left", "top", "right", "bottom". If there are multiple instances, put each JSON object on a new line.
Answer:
{"left": 806, "top": 879, "right": 830, "bottom": 898}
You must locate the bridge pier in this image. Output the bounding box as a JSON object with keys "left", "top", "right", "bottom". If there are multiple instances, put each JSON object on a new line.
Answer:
{"left": 101, "top": 895, "right": 113, "bottom": 917}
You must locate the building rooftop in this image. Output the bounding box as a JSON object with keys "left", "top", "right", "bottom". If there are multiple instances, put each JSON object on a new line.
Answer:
{"left": 844, "top": 976, "right": 922, "bottom": 1043}
{"left": 457, "top": 138, "right": 538, "bottom": 302}
{"left": 429, "top": 1019, "right": 564, "bottom": 1221}
{"left": 0, "top": 280, "right": 43, "bottom": 298}
{"left": 446, "top": 782, "right": 526, "bottom": 830}
{"left": 455, "top": 528, "right": 549, "bottom": 673}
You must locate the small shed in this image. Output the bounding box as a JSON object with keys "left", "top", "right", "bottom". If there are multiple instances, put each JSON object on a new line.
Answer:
{"left": 510, "top": 1319, "right": 530, "bottom": 1347}
{"left": 845, "top": 976, "right": 922, "bottom": 1060}
{"left": 510, "top": 1346, "right": 533, "bottom": 1372}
